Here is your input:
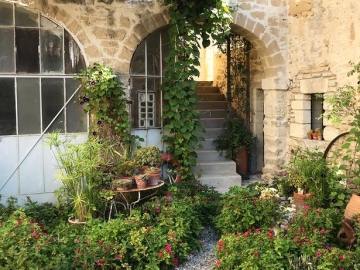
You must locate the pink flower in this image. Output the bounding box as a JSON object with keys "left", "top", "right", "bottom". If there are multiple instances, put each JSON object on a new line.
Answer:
{"left": 97, "top": 260, "right": 103, "bottom": 266}
{"left": 169, "top": 233, "right": 175, "bottom": 238}
{"left": 17, "top": 220, "right": 22, "bottom": 225}
{"left": 165, "top": 244, "right": 172, "bottom": 253}
{"left": 304, "top": 205, "right": 310, "bottom": 210}
{"left": 148, "top": 227, "right": 153, "bottom": 231}
{"left": 158, "top": 252, "right": 163, "bottom": 257}
{"left": 316, "top": 252, "right": 322, "bottom": 257}
{"left": 254, "top": 228, "right": 261, "bottom": 232}
{"left": 302, "top": 227, "right": 305, "bottom": 232}
{"left": 98, "top": 239, "right": 103, "bottom": 245}
{"left": 339, "top": 268, "right": 344, "bottom": 270}
{"left": 320, "top": 229, "right": 325, "bottom": 234}
{"left": 216, "top": 260, "right": 221, "bottom": 266}
{"left": 243, "top": 231, "right": 249, "bottom": 237}
{"left": 155, "top": 208, "right": 161, "bottom": 213}
{"left": 173, "top": 258, "right": 179, "bottom": 265}
{"left": 116, "top": 254, "right": 121, "bottom": 260}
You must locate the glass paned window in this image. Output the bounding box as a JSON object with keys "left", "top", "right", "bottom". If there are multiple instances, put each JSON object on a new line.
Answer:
{"left": 16, "top": 28, "right": 40, "bottom": 73}
{"left": 42, "top": 78, "right": 64, "bottom": 132}
{"left": 17, "top": 78, "right": 41, "bottom": 134}
{"left": 15, "top": 7, "right": 38, "bottom": 27}
{"left": 66, "top": 79, "right": 87, "bottom": 133}
{"left": 0, "top": 2, "right": 87, "bottom": 136}
{"left": 129, "top": 26, "right": 169, "bottom": 129}
{"left": 40, "top": 29, "right": 63, "bottom": 73}
{"left": 64, "top": 31, "right": 86, "bottom": 74}
{"left": 130, "top": 42, "right": 146, "bottom": 75}
{"left": 0, "top": 2, "right": 13, "bottom": 26}
{"left": 0, "top": 78, "right": 16, "bottom": 135}
{"left": 0, "top": 29, "right": 15, "bottom": 73}
{"left": 147, "top": 32, "right": 161, "bottom": 76}
{"left": 311, "top": 94, "right": 324, "bottom": 130}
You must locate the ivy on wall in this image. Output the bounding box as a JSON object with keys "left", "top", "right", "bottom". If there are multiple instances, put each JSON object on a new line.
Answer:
{"left": 162, "top": 0, "right": 232, "bottom": 179}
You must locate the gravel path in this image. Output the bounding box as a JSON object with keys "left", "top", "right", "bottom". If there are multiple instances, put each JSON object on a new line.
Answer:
{"left": 175, "top": 226, "right": 220, "bottom": 270}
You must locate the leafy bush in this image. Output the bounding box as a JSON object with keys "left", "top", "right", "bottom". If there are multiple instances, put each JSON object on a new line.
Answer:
{"left": 214, "top": 186, "right": 281, "bottom": 234}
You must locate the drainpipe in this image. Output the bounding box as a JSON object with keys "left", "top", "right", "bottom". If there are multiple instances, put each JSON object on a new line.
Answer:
{"left": 226, "top": 36, "right": 231, "bottom": 116}
{"left": 245, "top": 40, "right": 251, "bottom": 130}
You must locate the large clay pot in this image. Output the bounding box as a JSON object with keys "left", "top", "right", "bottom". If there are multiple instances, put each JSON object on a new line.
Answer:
{"left": 236, "top": 147, "right": 248, "bottom": 175}
{"left": 344, "top": 193, "right": 360, "bottom": 220}
{"left": 144, "top": 169, "right": 161, "bottom": 186}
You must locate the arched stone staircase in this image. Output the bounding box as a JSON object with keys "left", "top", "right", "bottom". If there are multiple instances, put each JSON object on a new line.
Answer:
{"left": 192, "top": 81, "right": 242, "bottom": 193}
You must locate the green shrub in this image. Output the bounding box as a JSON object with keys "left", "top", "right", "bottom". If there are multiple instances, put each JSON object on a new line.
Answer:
{"left": 214, "top": 186, "right": 281, "bottom": 234}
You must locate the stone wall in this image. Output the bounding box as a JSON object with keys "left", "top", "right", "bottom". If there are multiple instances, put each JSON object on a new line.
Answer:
{"left": 287, "top": 0, "right": 360, "bottom": 159}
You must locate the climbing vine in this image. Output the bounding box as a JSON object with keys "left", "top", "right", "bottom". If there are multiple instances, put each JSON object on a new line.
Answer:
{"left": 77, "top": 63, "right": 139, "bottom": 146}
{"left": 162, "top": 0, "right": 232, "bottom": 178}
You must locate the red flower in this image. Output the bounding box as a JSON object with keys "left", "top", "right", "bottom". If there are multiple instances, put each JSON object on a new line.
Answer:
{"left": 17, "top": 220, "right": 22, "bottom": 225}
{"left": 316, "top": 252, "right": 322, "bottom": 257}
{"left": 254, "top": 252, "right": 259, "bottom": 258}
{"left": 339, "top": 255, "right": 345, "bottom": 261}
{"left": 165, "top": 244, "right": 172, "bottom": 253}
{"left": 98, "top": 239, "right": 103, "bottom": 245}
{"left": 97, "top": 260, "right": 103, "bottom": 266}
{"left": 243, "top": 231, "right": 249, "bottom": 237}
{"left": 216, "top": 261, "right": 221, "bottom": 266}
{"left": 116, "top": 254, "right": 121, "bottom": 260}
{"left": 173, "top": 258, "right": 179, "bottom": 265}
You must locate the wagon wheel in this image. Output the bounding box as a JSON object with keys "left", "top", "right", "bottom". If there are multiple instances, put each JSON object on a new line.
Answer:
{"left": 323, "top": 131, "right": 357, "bottom": 187}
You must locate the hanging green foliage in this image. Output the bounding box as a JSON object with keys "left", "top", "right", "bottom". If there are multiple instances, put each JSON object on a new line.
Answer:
{"left": 77, "top": 63, "right": 141, "bottom": 147}
{"left": 162, "top": 0, "right": 232, "bottom": 179}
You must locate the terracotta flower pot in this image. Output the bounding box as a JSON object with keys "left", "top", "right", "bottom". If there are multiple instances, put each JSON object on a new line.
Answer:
{"left": 293, "top": 192, "right": 312, "bottom": 212}
{"left": 344, "top": 193, "right": 360, "bottom": 220}
{"left": 135, "top": 175, "right": 148, "bottom": 189}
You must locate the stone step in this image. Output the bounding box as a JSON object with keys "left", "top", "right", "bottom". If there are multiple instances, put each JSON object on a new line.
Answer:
{"left": 199, "top": 128, "right": 223, "bottom": 140}
{"left": 197, "top": 174, "right": 242, "bottom": 194}
{"left": 200, "top": 118, "right": 225, "bottom": 129}
{"left": 196, "top": 149, "right": 227, "bottom": 162}
{"left": 197, "top": 93, "right": 225, "bottom": 101}
{"left": 195, "top": 86, "right": 222, "bottom": 94}
{"left": 192, "top": 161, "right": 237, "bottom": 176}
{"left": 196, "top": 101, "right": 227, "bottom": 110}
{"left": 201, "top": 138, "right": 216, "bottom": 150}
{"left": 195, "top": 81, "right": 213, "bottom": 87}
{"left": 199, "top": 109, "right": 227, "bottom": 119}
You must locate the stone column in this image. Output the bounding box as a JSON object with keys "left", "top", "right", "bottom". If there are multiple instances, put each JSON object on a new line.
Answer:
{"left": 261, "top": 77, "right": 289, "bottom": 174}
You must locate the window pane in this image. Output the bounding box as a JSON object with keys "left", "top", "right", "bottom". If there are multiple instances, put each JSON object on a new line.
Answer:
{"left": 148, "top": 77, "right": 161, "bottom": 127}
{"left": 66, "top": 78, "right": 87, "bottom": 133}
{"left": 161, "top": 29, "right": 170, "bottom": 76}
{"left": 0, "top": 28, "right": 15, "bottom": 73}
{"left": 16, "top": 28, "right": 40, "bottom": 73}
{"left": 311, "top": 95, "right": 323, "bottom": 130}
{"left": 40, "top": 29, "right": 63, "bottom": 73}
{"left": 0, "top": 78, "right": 16, "bottom": 135}
{"left": 147, "top": 29, "right": 161, "bottom": 76}
{"left": 17, "top": 78, "right": 41, "bottom": 134}
{"left": 130, "top": 41, "right": 145, "bottom": 75}
{"left": 0, "top": 2, "right": 13, "bottom": 26}
{"left": 130, "top": 77, "right": 146, "bottom": 128}
{"left": 64, "top": 31, "right": 86, "bottom": 74}
{"left": 42, "top": 78, "right": 64, "bottom": 132}
{"left": 40, "top": 15, "right": 57, "bottom": 28}
{"left": 15, "top": 6, "right": 38, "bottom": 27}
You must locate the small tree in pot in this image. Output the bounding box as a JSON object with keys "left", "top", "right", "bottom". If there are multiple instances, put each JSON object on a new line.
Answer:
{"left": 213, "top": 117, "right": 257, "bottom": 175}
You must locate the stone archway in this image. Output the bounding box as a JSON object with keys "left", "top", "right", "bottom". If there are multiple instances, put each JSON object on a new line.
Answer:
{"left": 231, "top": 6, "right": 289, "bottom": 173}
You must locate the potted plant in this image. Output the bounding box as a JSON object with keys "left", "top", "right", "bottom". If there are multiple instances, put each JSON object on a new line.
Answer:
{"left": 213, "top": 117, "right": 257, "bottom": 175}
{"left": 134, "top": 173, "right": 150, "bottom": 189}
{"left": 111, "top": 178, "right": 134, "bottom": 190}
{"left": 315, "top": 127, "right": 323, "bottom": 141}
{"left": 286, "top": 147, "right": 331, "bottom": 209}
{"left": 46, "top": 132, "right": 103, "bottom": 223}
{"left": 307, "top": 129, "right": 313, "bottom": 139}
{"left": 133, "top": 146, "right": 162, "bottom": 171}
{"left": 144, "top": 166, "right": 162, "bottom": 186}
{"left": 115, "top": 159, "right": 139, "bottom": 178}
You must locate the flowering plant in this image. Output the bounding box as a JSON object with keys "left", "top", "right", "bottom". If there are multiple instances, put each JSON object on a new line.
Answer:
{"left": 214, "top": 186, "right": 282, "bottom": 234}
